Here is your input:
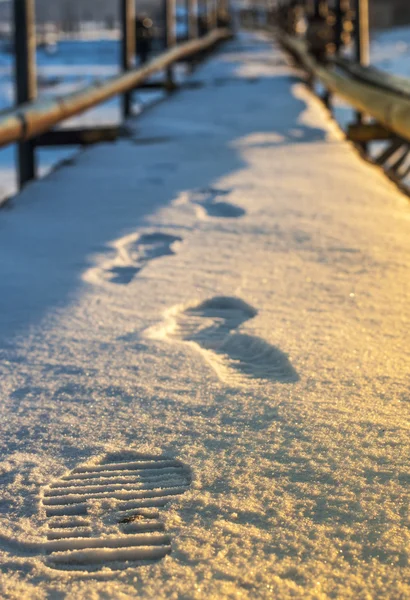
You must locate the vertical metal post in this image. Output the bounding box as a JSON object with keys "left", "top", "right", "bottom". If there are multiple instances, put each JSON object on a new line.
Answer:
{"left": 203, "top": 0, "right": 211, "bottom": 35}
{"left": 335, "top": 0, "right": 343, "bottom": 53}
{"left": 165, "top": 0, "right": 176, "bottom": 47}
{"left": 202, "top": 0, "right": 208, "bottom": 32}
{"left": 227, "top": 0, "right": 233, "bottom": 26}
{"left": 218, "top": 0, "right": 230, "bottom": 27}
{"left": 355, "top": 0, "right": 369, "bottom": 66}
{"left": 268, "top": 0, "right": 275, "bottom": 27}
{"left": 164, "top": 0, "right": 176, "bottom": 89}
{"left": 13, "top": 0, "right": 37, "bottom": 189}
{"left": 188, "top": 0, "right": 199, "bottom": 39}
{"left": 185, "top": 0, "right": 190, "bottom": 39}
{"left": 215, "top": 0, "right": 220, "bottom": 27}
{"left": 306, "top": 0, "right": 315, "bottom": 17}
{"left": 207, "top": 0, "right": 217, "bottom": 31}
{"left": 354, "top": 0, "right": 369, "bottom": 129}
{"left": 120, "top": 0, "right": 135, "bottom": 119}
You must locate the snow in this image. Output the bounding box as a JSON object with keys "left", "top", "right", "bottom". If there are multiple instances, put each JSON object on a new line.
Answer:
{"left": 0, "top": 31, "right": 409, "bottom": 599}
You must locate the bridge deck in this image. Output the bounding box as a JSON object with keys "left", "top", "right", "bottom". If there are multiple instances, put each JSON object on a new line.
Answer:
{"left": 0, "top": 32, "right": 409, "bottom": 598}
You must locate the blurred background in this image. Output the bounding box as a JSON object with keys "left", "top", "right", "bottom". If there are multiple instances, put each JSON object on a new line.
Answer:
{"left": 1, "top": 0, "right": 410, "bottom": 201}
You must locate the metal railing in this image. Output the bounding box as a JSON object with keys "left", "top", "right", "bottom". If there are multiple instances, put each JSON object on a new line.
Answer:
{"left": 270, "top": 0, "right": 410, "bottom": 190}
{"left": 3, "top": 0, "right": 233, "bottom": 191}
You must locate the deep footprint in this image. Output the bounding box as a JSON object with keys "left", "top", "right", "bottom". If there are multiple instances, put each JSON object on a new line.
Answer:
{"left": 149, "top": 297, "right": 299, "bottom": 385}
{"left": 108, "top": 233, "right": 182, "bottom": 285}
{"left": 193, "top": 188, "right": 245, "bottom": 219}
{"left": 41, "top": 452, "right": 191, "bottom": 571}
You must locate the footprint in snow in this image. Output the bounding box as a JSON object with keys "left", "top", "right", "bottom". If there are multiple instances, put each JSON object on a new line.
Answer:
{"left": 146, "top": 296, "right": 299, "bottom": 386}
{"left": 40, "top": 451, "right": 191, "bottom": 571}
{"left": 85, "top": 232, "right": 182, "bottom": 286}
{"left": 191, "top": 188, "right": 246, "bottom": 219}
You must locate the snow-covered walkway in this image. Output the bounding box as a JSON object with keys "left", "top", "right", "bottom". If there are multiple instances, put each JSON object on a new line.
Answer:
{"left": 0, "top": 32, "right": 409, "bottom": 599}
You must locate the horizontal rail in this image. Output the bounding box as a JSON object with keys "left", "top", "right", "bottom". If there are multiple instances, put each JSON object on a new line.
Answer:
{"left": 333, "top": 57, "right": 410, "bottom": 99}
{"left": 0, "top": 28, "right": 231, "bottom": 149}
{"left": 279, "top": 33, "right": 410, "bottom": 144}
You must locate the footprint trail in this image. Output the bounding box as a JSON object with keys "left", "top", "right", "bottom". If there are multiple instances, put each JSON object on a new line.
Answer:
{"left": 146, "top": 297, "right": 299, "bottom": 385}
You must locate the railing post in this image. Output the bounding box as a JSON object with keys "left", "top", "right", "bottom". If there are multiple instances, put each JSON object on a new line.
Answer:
{"left": 164, "top": 0, "right": 176, "bottom": 89}
{"left": 120, "top": 0, "right": 136, "bottom": 119}
{"left": 214, "top": 0, "right": 220, "bottom": 27}
{"left": 212, "top": 0, "right": 219, "bottom": 29}
{"left": 306, "top": 0, "right": 315, "bottom": 17}
{"left": 185, "top": 0, "right": 190, "bottom": 39}
{"left": 13, "top": 0, "right": 37, "bottom": 189}
{"left": 198, "top": 0, "right": 207, "bottom": 36}
{"left": 354, "top": 0, "right": 369, "bottom": 129}
{"left": 335, "top": 0, "right": 343, "bottom": 53}
{"left": 188, "top": 0, "right": 199, "bottom": 39}
{"left": 218, "top": 0, "right": 231, "bottom": 27}
{"left": 207, "top": 0, "right": 217, "bottom": 31}
{"left": 355, "top": 0, "right": 369, "bottom": 66}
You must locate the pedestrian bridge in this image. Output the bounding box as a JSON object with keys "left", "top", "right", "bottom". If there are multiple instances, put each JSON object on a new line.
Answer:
{"left": 0, "top": 29, "right": 409, "bottom": 600}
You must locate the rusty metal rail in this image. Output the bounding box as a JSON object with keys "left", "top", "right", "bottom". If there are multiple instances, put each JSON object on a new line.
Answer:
{"left": 0, "top": 28, "right": 231, "bottom": 149}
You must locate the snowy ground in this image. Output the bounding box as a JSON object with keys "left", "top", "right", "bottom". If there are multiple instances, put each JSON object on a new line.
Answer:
{"left": 0, "top": 32, "right": 409, "bottom": 599}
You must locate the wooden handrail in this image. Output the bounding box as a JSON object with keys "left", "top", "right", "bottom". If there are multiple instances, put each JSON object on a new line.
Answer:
{"left": 279, "top": 33, "right": 410, "bottom": 144}
{"left": 0, "top": 28, "right": 232, "bottom": 148}
{"left": 333, "top": 57, "right": 410, "bottom": 99}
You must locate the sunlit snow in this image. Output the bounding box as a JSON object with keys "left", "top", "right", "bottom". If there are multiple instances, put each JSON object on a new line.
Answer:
{"left": 0, "top": 32, "right": 409, "bottom": 599}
